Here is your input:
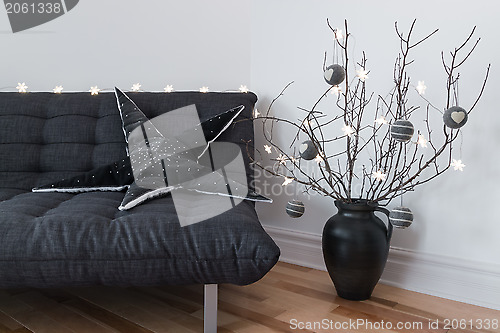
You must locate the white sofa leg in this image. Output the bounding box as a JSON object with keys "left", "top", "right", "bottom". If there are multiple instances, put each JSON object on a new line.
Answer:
{"left": 204, "top": 284, "right": 218, "bottom": 333}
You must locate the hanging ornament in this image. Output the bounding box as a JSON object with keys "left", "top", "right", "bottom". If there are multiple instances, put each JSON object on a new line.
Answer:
{"left": 443, "top": 106, "right": 468, "bottom": 129}
{"left": 324, "top": 64, "right": 346, "bottom": 86}
{"left": 286, "top": 200, "right": 305, "bottom": 218}
{"left": 389, "top": 206, "right": 413, "bottom": 229}
{"left": 299, "top": 140, "right": 318, "bottom": 160}
{"left": 390, "top": 119, "right": 414, "bottom": 142}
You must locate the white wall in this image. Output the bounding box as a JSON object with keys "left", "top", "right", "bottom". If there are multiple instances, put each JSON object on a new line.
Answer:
{"left": 251, "top": 0, "right": 500, "bottom": 266}
{"left": 0, "top": 0, "right": 252, "bottom": 91}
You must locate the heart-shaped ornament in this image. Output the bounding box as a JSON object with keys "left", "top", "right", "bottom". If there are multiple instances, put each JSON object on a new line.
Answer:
{"left": 451, "top": 111, "right": 465, "bottom": 124}
{"left": 299, "top": 143, "right": 308, "bottom": 154}
{"left": 324, "top": 69, "right": 333, "bottom": 81}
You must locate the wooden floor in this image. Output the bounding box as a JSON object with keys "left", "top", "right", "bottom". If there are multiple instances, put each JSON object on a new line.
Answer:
{"left": 0, "top": 262, "right": 498, "bottom": 333}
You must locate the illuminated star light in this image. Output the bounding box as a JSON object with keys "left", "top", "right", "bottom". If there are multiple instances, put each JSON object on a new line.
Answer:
{"left": 356, "top": 68, "right": 369, "bottom": 82}
{"left": 239, "top": 85, "right": 249, "bottom": 93}
{"left": 451, "top": 159, "right": 465, "bottom": 171}
{"left": 334, "top": 28, "right": 343, "bottom": 41}
{"left": 375, "top": 116, "right": 388, "bottom": 125}
{"left": 253, "top": 108, "right": 261, "bottom": 118}
{"left": 342, "top": 124, "right": 355, "bottom": 137}
{"left": 416, "top": 81, "right": 427, "bottom": 95}
{"left": 131, "top": 83, "right": 141, "bottom": 92}
{"left": 276, "top": 154, "right": 287, "bottom": 165}
{"left": 282, "top": 177, "right": 293, "bottom": 186}
{"left": 200, "top": 86, "right": 209, "bottom": 93}
{"left": 53, "top": 85, "right": 63, "bottom": 94}
{"left": 89, "top": 86, "right": 100, "bottom": 95}
{"left": 417, "top": 134, "right": 428, "bottom": 148}
{"left": 264, "top": 145, "right": 272, "bottom": 154}
{"left": 314, "top": 154, "right": 323, "bottom": 164}
{"left": 372, "top": 170, "right": 387, "bottom": 182}
{"left": 331, "top": 85, "right": 341, "bottom": 96}
{"left": 164, "top": 85, "right": 174, "bottom": 93}
{"left": 16, "top": 82, "right": 28, "bottom": 93}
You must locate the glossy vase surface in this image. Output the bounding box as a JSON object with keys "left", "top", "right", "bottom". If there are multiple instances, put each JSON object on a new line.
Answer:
{"left": 322, "top": 200, "right": 393, "bottom": 301}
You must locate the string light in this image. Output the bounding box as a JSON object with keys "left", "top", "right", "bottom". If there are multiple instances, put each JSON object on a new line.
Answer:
{"left": 253, "top": 108, "right": 261, "bottom": 118}
{"left": 416, "top": 81, "right": 427, "bottom": 95}
{"left": 164, "top": 85, "right": 174, "bottom": 93}
{"left": 239, "top": 85, "right": 249, "bottom": 93}
{"left": 334, "top": 28, "right": 343, "bottom": 41}
{"left": 342, "top": 124, "right": 355, "bottom": 137}
{"left": 331, "top": 85, "right": 341, "bottom": 96}
{"left": 417, "top": 134, "right": 428, "bottom": 148}
{"left": 282, "top": 177, "right": 293, "bottom": 186}
{"left": 131, "top": 83, "right": 141, "bottom": 92}
{"left": 372, "top": 170, "right": 387, "bottom": 181}
{"left": 53, "top": 85, "right": 63, "bottom": 94}
{"left": 314, "top": 154, "right": 323, "bottom": 164}
{"left": 200, "top": 86, "right": 209, "bottom": 93}
{"left": 451, "top": 159, "right": 465, "bottom": 171}
{"left": 276, "top": 154, "right": 287, "bottom": 165}
{"left": 264, "top": 145, "right": 272, "bottom": 154}
{"left": 375, "top": 116, "right": 388, "bottom": 125}
{"left": 16, "top": 82, "right": 28, "bottom": 93}
{"left": 89, "top": 86, "right": 100, "bottom": 95}
{"left": 356, "top": 68, "right": 368, "bottom": 82}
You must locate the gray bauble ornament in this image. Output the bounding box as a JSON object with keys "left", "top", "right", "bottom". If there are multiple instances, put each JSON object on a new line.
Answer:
{"left": 286, "top": 200, "right": 305, "bottom": 218}
{"left": 390, "top": 119, "right": 414, "bottom": 142}
{"left": 389, "top": 206, "right": 413, "bottom": 229}
{"left": 443, "top": 106, "right": 468, "bottom": 129}
{"left": 299, "top": 140, "right": 318, "bottom": 160}
{"left": 324, "top": 64, "right": 346, "bottom": 86}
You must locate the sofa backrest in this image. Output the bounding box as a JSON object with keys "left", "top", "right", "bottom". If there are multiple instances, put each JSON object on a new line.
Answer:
{"left": 0, "top": 92, "right": 257, "bottom": 191}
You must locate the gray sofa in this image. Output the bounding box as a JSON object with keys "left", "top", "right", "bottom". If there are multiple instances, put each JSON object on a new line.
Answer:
{"left": 0, "top": 91, "right": 280, "bottom": 332}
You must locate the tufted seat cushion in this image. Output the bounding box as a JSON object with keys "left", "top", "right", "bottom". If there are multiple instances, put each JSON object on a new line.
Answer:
{"left": 0, "top": 92, "right": 280, "bottom": 288}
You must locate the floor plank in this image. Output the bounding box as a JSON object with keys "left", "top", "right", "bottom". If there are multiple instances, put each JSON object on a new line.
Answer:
{"left": 0, "top": 262, "right": 498, "bottom": 333}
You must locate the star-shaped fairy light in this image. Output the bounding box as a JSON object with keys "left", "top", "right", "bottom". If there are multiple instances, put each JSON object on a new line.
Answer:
{"left": 131, "top": 83, "right": 141, "bottom": 92}
{"left": 276, "top": 154, "right": 287, "bottom": 165}
{"left": 451, "top": 159, "right": 465, "bottom": 171}
{"left": 164, "top": 85, "right": 174, "bottom": 93}
{"left": 16, "top": 82, "right": 28, "bottom": 93}
{"left": 416, "top": 81, "right": 427, "bottom": 95}
{"left": 282, "top": 177, "right": 293, "bottom": 186}
{"left": 417, "top": 134, "right": 428, "bottom": 148}
{"left": 89, "top": 86, "right": 100, "bottom": 95}
{"left": 342, "top": 124, "right": 355, "bottom": 137}
{"left": 372, "top": 170, "right": 387, "bottom": 181}
{"left": 331, "top": 85, "right": 342, "bottom": 96}
{"left": 200, "top": 86, "right": 209, "bottom": 93}
{"left": 356, "top": 68, "right": 368, "bottom": 82}
{"left": 314, "top": 154, "right": 323, "bottom": 164}
{"left": 334, "top": 28, "right": 343, "bottom": 41}
{"left": 253, "top": 108, "right": 261, "bottom": 118}
{"left": 375, "top": 116, "right": 388, "bottom": 125}
{"left": 53, "top": 85, "right": 63, "bottom": 94}
{"left": 239, "top": 85, "right": 249, "bottom": 93}
{"left": 264, "top": 145, "right": 272, "bottom": 154}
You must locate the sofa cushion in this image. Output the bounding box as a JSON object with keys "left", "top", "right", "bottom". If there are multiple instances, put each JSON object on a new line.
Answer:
{"left": 0, "top": 189, "right": 280, "bottom": 288}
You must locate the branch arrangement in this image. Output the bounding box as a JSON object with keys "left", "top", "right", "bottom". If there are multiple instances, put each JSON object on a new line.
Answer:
{"left": 250, "top": 19, "right": 490, "bottom": 205}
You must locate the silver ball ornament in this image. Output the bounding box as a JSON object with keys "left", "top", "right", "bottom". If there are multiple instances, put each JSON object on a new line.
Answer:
{"left": 443, "top": 106, "right": 468, "bottom": 129}
{"left": 324, "top": 64, "right": 346, "bottom": 86}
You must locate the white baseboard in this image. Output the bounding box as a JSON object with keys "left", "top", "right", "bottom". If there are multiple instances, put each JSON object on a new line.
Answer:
{"left": 263, "top": 225, "right": 500, "bottom": 311}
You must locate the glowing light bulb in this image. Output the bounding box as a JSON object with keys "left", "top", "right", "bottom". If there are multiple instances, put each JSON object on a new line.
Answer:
{"left": 164, "top": 85, "right": 174, "bottom": 93}
{"left": 416, "top": 81, "right": 427, "bottom": 95}
{"left": 331, "top": 85, "right": 341, "bottom": 96}
{"left": 314, "top": 154, "right": 323, "bottom": 163}
{"left": 239, "top": 85, "right": 249, "bottom": 93}
{"left": 200, "top": 86, "right": 209, "bottom": 93}
{"left": 53, "top": 85, "right": 63, "bottom": 94}
{"left": 356, "top": 68, "right": 368, "bottom": 82}
{"left": 131, "top": 83, "right": 141, "bottom": 92}
{"left": 334, "top": 28, "right": 343, "bottom": 41}
{"left": 417, "top": 134, "right": 428, "bottom": 148}
{"left": 372, "top": 170, "right": 387, "bottom": 181}
{"left": 451, "top": 159, "right": 465, "bottom": 171}
{"left": 277, "top": 154, "right": 287, "bottom": 165}
{"left": 375, "top": 116, "right": 388, "bottom": 125}
{"left": 342, "top": 124, "right": 355, "bottom": 137}
{"left": 16, "top": 82, "right": 28, "bottom": 93}
{"left": 282, "top": 177, "right": 293, "bottom": 186}
{"left": 89, "top": 86, "right": 100, "bottom": 95}
{"left": 264, "top": 145, "right": 272, "bottom": 154}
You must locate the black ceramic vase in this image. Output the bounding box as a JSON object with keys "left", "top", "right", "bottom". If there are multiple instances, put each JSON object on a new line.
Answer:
{"left": 322, "top": 200, "right": 393, "bottom": 301}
